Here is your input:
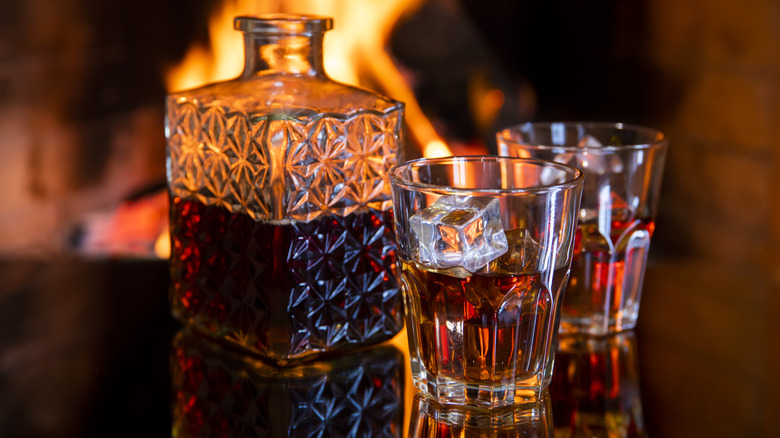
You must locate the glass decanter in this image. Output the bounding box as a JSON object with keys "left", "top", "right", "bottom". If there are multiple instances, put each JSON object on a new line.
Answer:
{"left": 165, "top": 14, "right": 405, "bottom": 365}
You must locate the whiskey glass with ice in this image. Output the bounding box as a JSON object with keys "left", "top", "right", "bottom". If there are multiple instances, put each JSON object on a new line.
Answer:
{"left": 390, "top": 156, "right": 583, "bottom": 409}
{"left": 497, "top": 122, "right": 668, "bottom": 335}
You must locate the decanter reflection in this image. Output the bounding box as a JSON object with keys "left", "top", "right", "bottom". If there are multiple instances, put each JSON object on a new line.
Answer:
{"left": 409, "top": 391, "right": 553, "bottom": 437}
{"left": 550, "top": 331, "right": 645, "bottom": 437}
{"left": 171, "top": 330, "right": 404, "bottom": 437}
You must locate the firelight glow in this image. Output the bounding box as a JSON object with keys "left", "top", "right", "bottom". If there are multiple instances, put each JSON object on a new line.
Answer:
{"left": 165, "top": 0, "right": 452, "bottom": 159}
{"left": 424, "top": 140, "right": 451, "bottom": 158}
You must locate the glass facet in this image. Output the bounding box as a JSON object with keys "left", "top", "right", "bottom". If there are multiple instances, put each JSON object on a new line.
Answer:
{"left": 166, "top": 15, "right": 405, "bottom": 365}
{"left": 390, "top": 156, "right": 583, "bottom": 409}
{"left": 498, "top": 122, "right": 667, "bottom": 335}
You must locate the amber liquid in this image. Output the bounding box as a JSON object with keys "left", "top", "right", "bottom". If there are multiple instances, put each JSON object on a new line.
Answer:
{"left": 401, "top": 261, "right": 568, "bottom": 386}
{"left": 562, "top": 209, "right": 654, "bottom": 333}
{"left": 169, "top": 196, "right": 402, "bottom": 364}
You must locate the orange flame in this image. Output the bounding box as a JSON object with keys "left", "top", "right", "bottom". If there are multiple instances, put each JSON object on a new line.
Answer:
{"left": 159, "top": 0, "right": 461, "bottom": 263}
{"left": 165, "top": 0, "right": 450, "bottom": 158}
{"left": 154, "top": 230, "right": 170, "bottom": 259}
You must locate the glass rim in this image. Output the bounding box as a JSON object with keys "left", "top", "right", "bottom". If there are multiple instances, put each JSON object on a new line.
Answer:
{"left": 497, "top": 121, "right": 668, "bottom": 152}
{"left": 389, "top": 155, "right": 584, "bottom": 196}
{"left": 234, "top": 14, "right": 333, "bottom": 34}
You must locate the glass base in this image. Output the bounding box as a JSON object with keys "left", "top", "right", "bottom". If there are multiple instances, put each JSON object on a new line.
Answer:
{"left": 410, "top": 359, "right": 546, "bottom": 410}
{"left": 559, "top": 312, "right": 638, "bottom": 336}
{"left": 410, "top": 391, "right": 552, "bottom": 435}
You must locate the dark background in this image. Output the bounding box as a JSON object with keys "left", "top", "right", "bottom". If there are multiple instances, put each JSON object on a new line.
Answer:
{"left": 1, "top": 0, "right": 779, "bottom": 436}
{"left": 2, "top": 0, "right": 777, "bottom": 268}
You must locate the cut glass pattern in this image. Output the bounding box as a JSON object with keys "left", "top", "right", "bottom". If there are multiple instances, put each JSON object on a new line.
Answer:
{"left": 167, "top": 103, "right": 403, "bottom": 221}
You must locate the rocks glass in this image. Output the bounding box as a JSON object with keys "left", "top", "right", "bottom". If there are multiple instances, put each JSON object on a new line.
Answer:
{"left": 498, "top": 122, "right": 667, "bottom": 335}
{"left": 390, "top": 156, "right": 583, "bottom": 409}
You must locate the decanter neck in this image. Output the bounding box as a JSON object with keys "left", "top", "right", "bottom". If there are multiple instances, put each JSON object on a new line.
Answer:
{"left": 236, "top": 15, "right": 330, "bottom": 78}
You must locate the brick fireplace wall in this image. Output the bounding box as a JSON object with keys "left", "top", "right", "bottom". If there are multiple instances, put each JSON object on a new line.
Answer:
{"left": 0, "top": 0, "right": 214, "bottom": 254}
{"left": 646, "top": 0, "right": 780, "bottom": 277}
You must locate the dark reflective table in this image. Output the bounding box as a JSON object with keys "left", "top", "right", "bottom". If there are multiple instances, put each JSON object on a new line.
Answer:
{"left": 1, "top": 257, "right": 778, "bottom": 437}
{"left": 171, "top": 329, "right": 405, "bottom": 437}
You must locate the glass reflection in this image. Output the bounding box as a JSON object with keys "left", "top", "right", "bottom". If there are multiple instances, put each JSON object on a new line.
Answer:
{"left": 550, "top": 331, "right": 645, "bottom": 437}
{"left": 409, "top": 391, "right": 553, "bottom": 437}
{"left": 170, "top": 329, "right": 405, "bottom": 437}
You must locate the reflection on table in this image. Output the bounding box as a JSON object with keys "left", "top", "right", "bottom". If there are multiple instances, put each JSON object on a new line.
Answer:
{"left": 171, "top": 330, "right": 405, "bottom": 437}
{"left": 409, "top": 391, "right": 552, "bottom": 437}
{"left": 3, "top": 258, "right": 778, "bottom": 437}
{"left": 550, "top": 331, "right": 645, "bottom": 438}
{"left": 171, "top": 328, "right": 648, "bottom": 437}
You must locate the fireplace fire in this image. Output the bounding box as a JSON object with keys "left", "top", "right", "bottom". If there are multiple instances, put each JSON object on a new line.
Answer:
{"left": 76, "top": 0, "right": 520, "bottom": 259}
{"left": 2, "top": 0, "right": 775, "bottom": 272}
{"left": 166, "top": 0, "right": 454, "bottom": 159}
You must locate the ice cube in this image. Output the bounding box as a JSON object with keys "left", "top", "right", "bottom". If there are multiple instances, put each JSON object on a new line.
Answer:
{"left": 553, "top": 133, "right": 623, "bottom": 175}
{"left": 486, "top": 228, "right": 542, "bottom": 273}
{"left": 549, "top": 133, "right": 602, "bottom": 168}
{"left": 577, "top": 134, "right": 602, "bottom": 147}
{"left": 410, "top": 195, "right": 508, "bottom": 273}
